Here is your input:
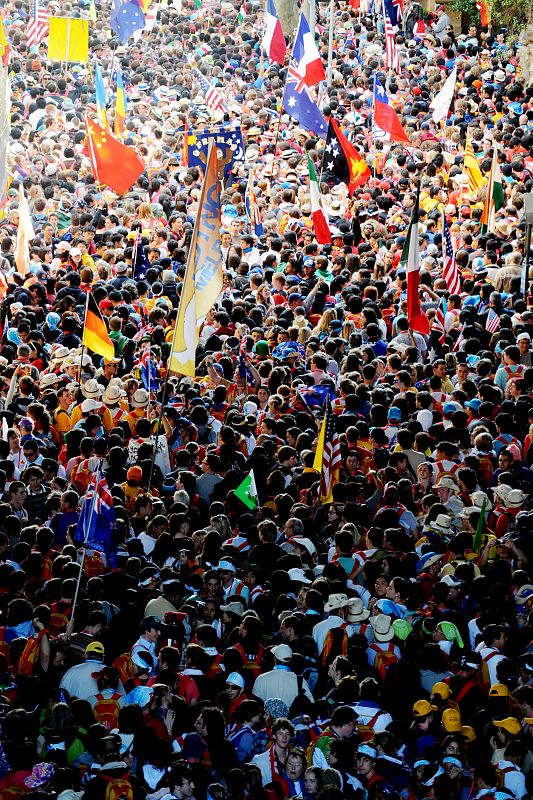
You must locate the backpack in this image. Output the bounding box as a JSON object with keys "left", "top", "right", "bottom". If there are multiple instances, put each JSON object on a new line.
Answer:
{"left": 234, "top": 643, "right": 265, "bottom": 677}
{"left": 17, "top": 631, "right": 46, "bottom": 677}
{"left": 494, "top": 763, "right": 520, "bottom": 791}
{"left": 369, "top": 643, "right": 399, "bottom": 681}
{"left": 93, "top": 692, "right": 122, "bottom": 732}
{"left": 113, "top": 653, "right": 134, "bottom": 686}
{"left": 84, "top": 552, "right": 105, "bottom": 578}
{"left": 481, "top": 650, "right": 500, "bottom": 692}
{"left": 71, "top": 459, "right": 93, "bottom": 493}
{"left": 49, "top": 603, "right": 72, "bottom": 636}
{"left": 355, "top": 709, "right": 382, "bottom": 742}
{"left": 100, "top": 773, "right": 134, "bottom": 800}
{"left": 321, "top": 623, "right": 348, "bottom": 670}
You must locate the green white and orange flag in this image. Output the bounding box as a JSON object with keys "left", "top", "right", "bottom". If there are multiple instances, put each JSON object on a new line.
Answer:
{"left": 480, "top": 147, "right": 504, "bottom": 233}
{"left": 307, "top": 154, "right": 331, "bottom": 245}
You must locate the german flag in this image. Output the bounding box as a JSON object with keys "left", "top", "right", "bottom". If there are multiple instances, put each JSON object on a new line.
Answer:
{"left": 82, "top": 292, "right": 115, "bottom": 361}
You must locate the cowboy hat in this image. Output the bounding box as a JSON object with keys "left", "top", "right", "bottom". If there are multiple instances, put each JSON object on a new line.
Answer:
{"left": 371, "top": 613, "right": 394, "bottom": 642}
{"left": 346, "top": 597, "right": 371, "bottom": 622}
{"left": 324, "top": 593, "right": 351, "bottom": 612}
{"left": 81, "top": 379, "right": 104, "bottom": 399}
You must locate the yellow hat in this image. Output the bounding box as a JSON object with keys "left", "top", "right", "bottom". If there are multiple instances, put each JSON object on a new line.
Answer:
{"left": 431, "top": 682, "right": 451, "bottom": 700}
{"left": 442, "top": 708, "right": 462, "bottom": 732}
{"left": 413, "top": 700, "right": 437, "bottom": 717}
{"left": 494, "top": 717, "right": 522, "bottom": 735}
{"left": 489, "top": 683, "right": 510, "bottom": 697}
{"left": 461, "top": 725, "right": 476, "bottom": 742}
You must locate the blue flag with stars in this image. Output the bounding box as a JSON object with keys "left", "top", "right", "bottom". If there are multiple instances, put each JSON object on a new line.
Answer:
{"left": 187, "top": 127, "right": 245, "bottom": 181}
{"left": 110, "top": 0, "right": 145, "bottom": 44}
{"left": 281, "top": 21, "right": 327, "bottom": 138}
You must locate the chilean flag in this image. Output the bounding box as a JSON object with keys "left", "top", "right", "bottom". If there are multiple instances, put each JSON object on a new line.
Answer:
{"left": 292, "top": 11, "right": 326, "bottom": 88}
{"left": 373, "top": 76, "right": 410, "bottom": 145}
{"left": 262, "top": 0, "right": 286, "bottom": 66}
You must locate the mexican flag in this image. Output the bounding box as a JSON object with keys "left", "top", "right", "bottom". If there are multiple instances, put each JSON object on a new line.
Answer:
{"left": 234, "top": 469, "right": 258, "bottom": 509}
{"left": 237, "top": 3, "right": 246, "bottom": 22}
{"left": 308, "top": 155, "right": 331, "bottom": 245}
{"left": 480, "top": 147, "right": 504, "bottom": 233}
{"left": 402, "top": 188, "right": 430, "bottom": 335}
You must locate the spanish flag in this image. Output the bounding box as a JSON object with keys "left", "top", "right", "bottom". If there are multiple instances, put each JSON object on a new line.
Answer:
{"left": 114, "top": 66, "right": 126, "bottom": 138}
{"left": 83, "top": 292, "right": 115, "bottom": 360}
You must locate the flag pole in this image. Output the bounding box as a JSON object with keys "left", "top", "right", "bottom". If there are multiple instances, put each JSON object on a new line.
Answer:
{"left": 78, "top": 291, "right": 90, "bottom": 385}
{"left": 70, "top": 461, "right": 102, "bottom": 625}
{"left": 326, "top": 0, "right": 334, "bottom": 90}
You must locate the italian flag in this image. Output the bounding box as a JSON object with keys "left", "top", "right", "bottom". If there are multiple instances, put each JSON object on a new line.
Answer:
{"left": 237, "top": 3, "right": 246, "bottom": 22}
{"left": 480, "top": 147, "right": 504, "bottom": 233}
{"left": 234, "top": 469, "right": 258, "bottom": 510}
{"left": 402, "top": 189, "right": 430, "bottom": 335}
{"left": 308, "top": 155, "right": 331, "bottom": 245}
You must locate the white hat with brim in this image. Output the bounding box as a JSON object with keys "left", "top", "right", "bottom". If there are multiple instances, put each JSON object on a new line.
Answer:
{"left": 371, "top": 613, "right": 394, "bottom": 641}
{"left": 346, "top": 598, "right": 371, "bottom": 622}
{"left": 81, "top": 398, "right": 101, "bottom": 413}
{"left": 81, "top": 379, "right": 104, "bottom": 399}
{"left": 324, "top": 593, "right": 351, "bottom": 612}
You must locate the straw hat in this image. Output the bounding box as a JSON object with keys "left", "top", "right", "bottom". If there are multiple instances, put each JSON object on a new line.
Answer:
{"left": 371, "top": 613, "right": 394, "bottom": 642}
{"left": 346, "top": 598, "right": 371, "bottom": 623}
{"left": 81, "top": 379, "right": 104, "bottom": 399}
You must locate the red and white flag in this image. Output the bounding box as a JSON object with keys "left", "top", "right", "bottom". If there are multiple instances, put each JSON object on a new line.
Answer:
{"left": 442, "top": 212, "right": 461, "bottom": 294}
{"left": 402, "top": 189, "right": 430, "bottom": 335}
{"left": 27, "top": 0, "right": 49, "bottom": 49}
{"left": 383, "top": 0, "right": 399, "bottom": 72}
{"left": 486, "top": 308, "right": 501, "bottom": 334}
{"left": 262, "top": 0, "right": 286, "bottom": 65}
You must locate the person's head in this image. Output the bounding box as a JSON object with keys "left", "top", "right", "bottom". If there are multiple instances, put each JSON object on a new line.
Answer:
{"left": 272, "top": 718, "right": 294, "bottom": 749}
{"left": 168, "top": 764, "right": 195, "bottom": 799}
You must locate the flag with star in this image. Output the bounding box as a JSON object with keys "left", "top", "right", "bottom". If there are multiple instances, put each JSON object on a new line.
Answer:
{"left": 110, "top": 0, "right": 145, "bottom": 44}
{"left": 85, "top": 115, "right": 145, "bottom": 195}
{"left": 321, "top": 118, "right": 370, "bottom": 195}
{"left": 281, "top": 13, "right": 327, "bottom": 139}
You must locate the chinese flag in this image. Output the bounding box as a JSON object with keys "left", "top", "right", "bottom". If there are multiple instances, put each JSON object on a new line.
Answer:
{"left": 85, "top": 116, "right": 145, "bottom": 195}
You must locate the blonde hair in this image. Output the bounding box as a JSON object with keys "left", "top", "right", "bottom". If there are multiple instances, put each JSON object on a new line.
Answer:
{"left": 312, "top": 308, "right": 336, "bottom": 336}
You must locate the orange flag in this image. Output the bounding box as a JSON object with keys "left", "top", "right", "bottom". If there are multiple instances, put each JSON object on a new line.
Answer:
{"left": 85, "top": 116, "right": 145, "bottom": 195}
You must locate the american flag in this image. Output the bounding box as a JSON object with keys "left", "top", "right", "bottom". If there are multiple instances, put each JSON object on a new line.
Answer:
{"left": 318, "top": 398, "right": 342, "bottom": 503}
{"left": 383, "top": 0, "right": 399, "bottom": 72}
{"left": 392, "top": 0, "right": 404, "bottom": 19}
{"left": 442, "top": 213, "right": 461, "bottom": 294}
{"left": 432, "top": 297, "right": 447, "bottom": 345}
{"left": 195, "top": 69, "right": 227, "bottom": 113}
{"left": 27, "top": 0, "right": 49, "bottom": 49}
{"left": 486, "top": 308, "right": 501, "bottom": 334}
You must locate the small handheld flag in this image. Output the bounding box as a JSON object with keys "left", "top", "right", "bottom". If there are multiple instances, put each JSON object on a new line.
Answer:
{"left": 83, "top": 292, "right": 115, "bottom": 361}
{"left": 234, "top": 470, "right": 258, "bottom": 509}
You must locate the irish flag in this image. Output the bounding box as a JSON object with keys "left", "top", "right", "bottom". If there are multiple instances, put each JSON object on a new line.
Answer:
{"left": 480, "top": 147, "right": 504, "bottom": 233}
{"left": 308, "top": 155, "right": 331, "bottom": 245}
{"left": 234, "top": 470, "right": 258, "bottom": 510}
{"left": 402, "top": 189, "right": 430, "bottom": 335}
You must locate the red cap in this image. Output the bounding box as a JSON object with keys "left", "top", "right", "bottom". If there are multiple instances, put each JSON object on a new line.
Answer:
{"left": 99, "top": 299, "right": 113, "bottom": 310}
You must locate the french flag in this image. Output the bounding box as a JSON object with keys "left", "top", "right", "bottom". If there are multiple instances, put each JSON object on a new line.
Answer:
{"left": 262, "top": 0, "right": 286, "bottom": 66}
{"left": 373, "top": 76, "right": 410, "bottom": 145}
{"left": 292, "top": 11, "right": 326, "bottom": 88}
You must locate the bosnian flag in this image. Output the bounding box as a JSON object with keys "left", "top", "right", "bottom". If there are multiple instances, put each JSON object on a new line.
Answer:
{"left": 307, "top": 154, "right": 331, "bottom": 245}
{"left": 401, "top": 188, "right": 430, "bottom": 335}
{"left": 263, "top": 0, "right": 286, "bottom": 65}
{"left": 292, "top": 11, "right": 326, "bottom": 88}
{"left": 373, "top": 75, "right": 410, "bottom": 145}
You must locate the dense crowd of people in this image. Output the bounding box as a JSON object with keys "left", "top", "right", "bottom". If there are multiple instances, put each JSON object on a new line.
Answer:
{"left": 0, "top": 0, "right": 533, "bottom": 798}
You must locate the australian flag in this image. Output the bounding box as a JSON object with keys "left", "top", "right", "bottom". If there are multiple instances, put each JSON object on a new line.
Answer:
{"left": 281, "top": 17, "right": 327, "bottom": 138}
{"left": 187, "top": 127, "right": 244, "bottom": 182}
{"left": 132, "top": 233, "right": 150, "bottom": 280}
{"left": 75, "top": 467, "right": 117, "bottom": 565}
{"left": 110, "top": 0, "right": 145, "bottom": 44}
{"left": 297, "top": 385, "right": 337, "bottom": 411}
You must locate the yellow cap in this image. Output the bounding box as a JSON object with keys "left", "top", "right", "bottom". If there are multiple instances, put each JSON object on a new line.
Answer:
{"left": 413, "top": 700, "right": 437, "bottom": 717}
{"left": 489, "top": 683, "right": 510, "bottom": 697}
{"left": 442, "top": 708, "right": 462, "bottom": 732}
{"left": 431, "top": 681, "right": 451, "bottom": 700}
{"left": 494, "top": 717, "right": 522, "bottom": 735}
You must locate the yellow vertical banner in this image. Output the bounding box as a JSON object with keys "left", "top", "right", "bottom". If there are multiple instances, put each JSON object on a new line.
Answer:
{"left": 47, "top": 18, "right": 89, "bottom": 62}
